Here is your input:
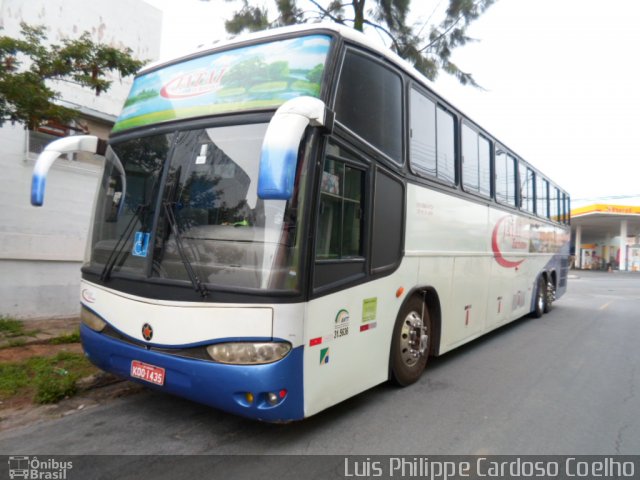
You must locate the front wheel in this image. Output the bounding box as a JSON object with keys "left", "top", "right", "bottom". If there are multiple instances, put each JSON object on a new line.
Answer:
{"left": 390, "top": 296, "right": 430, "bottom": 386}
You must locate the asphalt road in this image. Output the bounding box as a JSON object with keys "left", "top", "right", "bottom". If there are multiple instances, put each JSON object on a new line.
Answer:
{"left": 1, "top": 271, "right": 639, "bottom": 459}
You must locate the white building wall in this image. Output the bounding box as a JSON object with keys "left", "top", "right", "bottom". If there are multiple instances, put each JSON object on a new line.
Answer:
{"left": 1, "top": 0, "right": 161, "bottom": 117}
{"left": 0, "top": 0, "right": 161, "bottom": 319}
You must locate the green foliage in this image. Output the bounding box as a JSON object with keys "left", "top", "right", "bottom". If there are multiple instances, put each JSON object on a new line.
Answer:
{"left": 0, "top": 316, "right": 41, "bottom": 345}
{"left": 49, "top": 329, "right": 81, "bottom": 345}
{"left": 0, "top": 316, "right": 24, "bottom": 337}
{"left": 223, "top": 0, "right": 495, "bottom": 86}
{"left": 0, "top": 351, "right": 95, "bottom": 404}
{"left": 0, "top": 22, "right": 145, "bottom": 130}
{"left": 34, "top": 367, "right": 77, "bottom": 404}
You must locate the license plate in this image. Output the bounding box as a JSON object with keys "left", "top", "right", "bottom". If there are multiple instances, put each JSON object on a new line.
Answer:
{"left": 130, "top": 360, "right": 165, "bottom": 386}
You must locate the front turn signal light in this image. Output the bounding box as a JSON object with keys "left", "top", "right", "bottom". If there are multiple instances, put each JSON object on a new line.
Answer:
{"left": 81, "top": 306, "right": 107, "bottom": 332}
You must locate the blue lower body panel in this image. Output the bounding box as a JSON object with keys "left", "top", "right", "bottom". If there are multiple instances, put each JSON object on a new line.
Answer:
{"left": 80, "top": 324, "right": 304, "bottom": 421}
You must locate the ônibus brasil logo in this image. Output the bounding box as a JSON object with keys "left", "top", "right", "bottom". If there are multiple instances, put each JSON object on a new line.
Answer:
{"left": 491, "top": 216, "right": 527, "bottom": 269}
{"left": 8, "top": 456, "right": 72, "bottom": 479}
{"left": 160, "top": 67, "right": 227, "bottom": 99}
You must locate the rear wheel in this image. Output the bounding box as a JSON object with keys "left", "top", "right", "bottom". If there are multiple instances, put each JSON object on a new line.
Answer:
{"left": 532, "top": 276, "right": 546, "bottom": 318}
{"left": 390, "top": 296, "right": 430, "bottom": 386}
{"left": 544, "top": 277, "right": 555, "bottom": 313}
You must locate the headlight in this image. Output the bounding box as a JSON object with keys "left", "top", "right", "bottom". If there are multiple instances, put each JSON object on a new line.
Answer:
{"left": 81, "top": 306, "right": 106, "bottom": 332}
{"left": 206, "top": 342, "right": 291, "bottom": 365}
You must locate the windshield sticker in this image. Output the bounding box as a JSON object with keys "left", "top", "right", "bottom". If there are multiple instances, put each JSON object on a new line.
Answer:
{"left": 132, "top": 231, "right": 150, "bottom": 257}
{"left": 113, "top": 35, "right": 331, "bottom": 132}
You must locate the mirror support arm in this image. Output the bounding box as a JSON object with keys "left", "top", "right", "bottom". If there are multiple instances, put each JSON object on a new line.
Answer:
{"left": 258, "top": 96, "right": 332, "bottom": 200}
{"left": 31, "top": 135, "right": 101, "bottom": 206}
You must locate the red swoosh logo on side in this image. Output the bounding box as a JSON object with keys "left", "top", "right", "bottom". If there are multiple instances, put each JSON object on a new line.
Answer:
{"left": 492, "top": 216, "right": 525, "bottom": 269}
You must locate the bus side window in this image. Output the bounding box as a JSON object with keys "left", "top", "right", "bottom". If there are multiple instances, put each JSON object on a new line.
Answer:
{"left": 537, "top": 177, "right": 549, "bottom": 219}
{"left": 462, "top": 125, "right": 491, "bottom": 197}
{"left": 550, "top": 186, "right": 560, "bottom": 222}
{"left": 316, "top": 158, "right": 364, "bottom": 260}
{"left": 520, "top": 162, "right": 535, "bottom": 213}
{"left": 409, "top": 87, "right": 455, "bottom": 184}
{"left": 334, "top": 50, "right": 403, "bottom": 163}
{"left": 495, "top": 148, "right": 516, "bottom": 206}
{"left": 371, "top": 167, "right": 403, "bottom": 273}
{"left": 410, "top": 88, "right": 437, "bottom": 176}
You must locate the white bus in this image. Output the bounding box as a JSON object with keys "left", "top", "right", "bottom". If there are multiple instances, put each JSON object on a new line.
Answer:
{"left": 31, "top": 24, "right": 570, "bottom": 421}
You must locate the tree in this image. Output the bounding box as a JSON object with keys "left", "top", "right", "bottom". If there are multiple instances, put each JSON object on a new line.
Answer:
{"left": 224, "top": 0, "right": 495, "bottom": 87}
{"left": 0, "top": 23, "right": 145, "bottom": 130}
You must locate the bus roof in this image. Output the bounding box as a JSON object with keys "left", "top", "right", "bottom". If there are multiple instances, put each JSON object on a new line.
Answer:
{"left": 139, "top": 23, "right": 567, "bottom": 194}
{"left": 143, "top": 22, "right": 432, "bottom": 88}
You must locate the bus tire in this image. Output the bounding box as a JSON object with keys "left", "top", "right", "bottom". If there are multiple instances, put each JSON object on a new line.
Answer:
{"left": 390, "top": 296, "right": 430, "bottom": 387}
{"left": 533, "top": 276, "right": 546, "bottom": 318}
{"left": 544, "top": 277, "right": 555, "bottom": 313}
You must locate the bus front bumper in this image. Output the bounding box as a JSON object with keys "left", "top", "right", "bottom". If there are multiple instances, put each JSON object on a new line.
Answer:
{"left": 80, "top": 324, "right": 304, "bottom": 422}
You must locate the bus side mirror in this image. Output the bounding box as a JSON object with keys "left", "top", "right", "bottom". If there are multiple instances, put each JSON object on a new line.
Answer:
{"left": 31, "top": 135, "right": 99, "bottom": 206}
{"left": 258, "top": 96, "right": 331, "bottom": 200}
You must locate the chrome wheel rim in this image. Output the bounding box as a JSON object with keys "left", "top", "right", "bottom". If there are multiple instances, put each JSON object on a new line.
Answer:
{"left": 399, "top": 311, "right": 428, "bottom": 367}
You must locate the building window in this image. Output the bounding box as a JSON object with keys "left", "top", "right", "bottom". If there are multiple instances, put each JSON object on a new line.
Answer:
{"left": 27, "top": 124, "right": 75, "bottom": 160}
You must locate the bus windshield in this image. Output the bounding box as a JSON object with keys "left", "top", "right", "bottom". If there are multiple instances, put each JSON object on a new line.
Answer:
{"left": 87, "top": 123, "right": 307, "bottom": 292}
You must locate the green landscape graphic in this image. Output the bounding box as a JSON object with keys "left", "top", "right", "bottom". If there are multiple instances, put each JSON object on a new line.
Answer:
{"left": 113, "top": 35, "right": 331, "bottom": 132}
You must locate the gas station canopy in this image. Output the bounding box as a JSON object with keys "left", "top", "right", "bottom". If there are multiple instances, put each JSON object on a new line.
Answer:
{"left": 571, "top": 204, "right": 640, "bottom": 271}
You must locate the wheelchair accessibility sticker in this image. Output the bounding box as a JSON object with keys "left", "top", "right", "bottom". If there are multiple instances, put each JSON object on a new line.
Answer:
{"left": 132, "top": 231, "right": 150, "bottom": 257}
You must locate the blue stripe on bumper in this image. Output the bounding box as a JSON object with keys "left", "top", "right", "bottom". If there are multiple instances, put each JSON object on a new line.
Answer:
{"left": 80, "top": 324, "right": 304, "bottom": 422}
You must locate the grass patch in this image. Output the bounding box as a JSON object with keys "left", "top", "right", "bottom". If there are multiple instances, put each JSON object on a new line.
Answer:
{"left": 0, "top": 351, "right": 96, "bottom": 404}
{"left": 0, "top": 316, "right": 24, "bottom": 337}
{"left": 0, "top": 316, "right": 40, "bottom": 341}
{"left": 49, "top": 329, "right": 81, "bottom": 345}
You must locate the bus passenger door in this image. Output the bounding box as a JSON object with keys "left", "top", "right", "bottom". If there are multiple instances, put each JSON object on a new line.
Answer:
{"left": 305, "top": 139, "right": 406, "bottom": 416}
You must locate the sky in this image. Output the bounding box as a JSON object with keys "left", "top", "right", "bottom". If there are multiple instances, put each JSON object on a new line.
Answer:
{"left": 144, "top": 0, "right": 640, "bottom": 208}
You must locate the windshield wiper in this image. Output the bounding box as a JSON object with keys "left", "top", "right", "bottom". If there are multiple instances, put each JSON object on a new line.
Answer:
{"left": 163, "top": 202, "right": 209, "bottom": 298}
{"left": 100, "top": 204, "right": 147, "bottom": 282}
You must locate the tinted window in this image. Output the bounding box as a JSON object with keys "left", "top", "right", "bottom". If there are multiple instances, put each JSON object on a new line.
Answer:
{"left": 316, "top": 158, "right": 364, "bottom": 259}
{"left": 507, "top": 155, "right": 516, "bottom": 206}
{"left": 537, "top": 178, "right": 549, "bottom": 218}
{"left": 550, "top": 186, "right": 560, "bottom": 222}
{"left": 436, "top": 107, "right": 456, "bottom": 183}
{"left": 495, "top": 149, "right": 516, "bottom": 206}
{"left": 462, "top": 124, "right": 491, "bottom": 197}
{"left": 462, "top": 124, "right": 479, "bottom": 191}
{"left": 409, "top": 89, "right": 456, "bottom": 184}
{"left": 563, "top": 193, "right": 571, "bottom": 224}
{"left": 520, "top": 163, "right": 535, "bottom": 213}
{"left": 371, "top": 169, "right": 403, "bottom": 271}
{"left": 410, "top": 89, "right": 437, "bottom": 176}
{"left": 335, "top": 51, "right": 403, "bottom": 161}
